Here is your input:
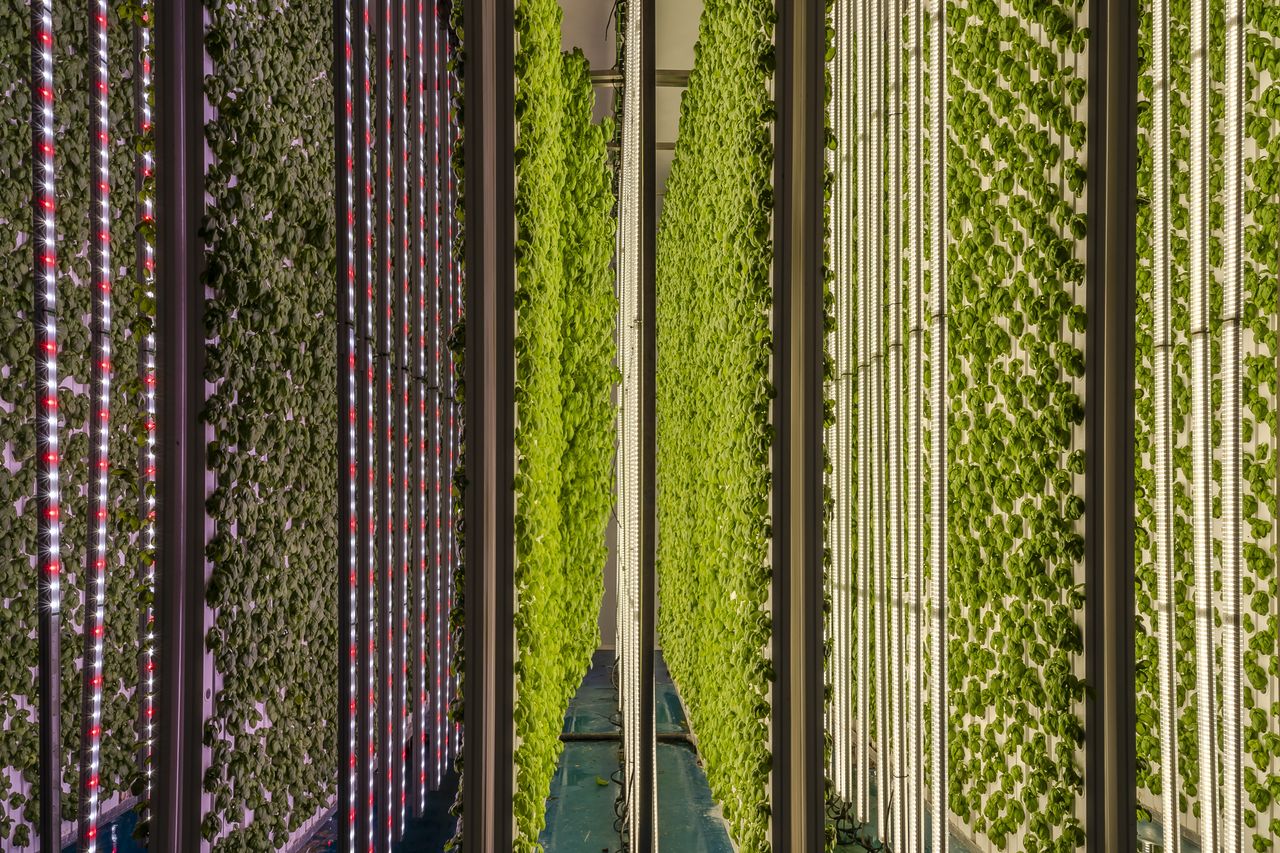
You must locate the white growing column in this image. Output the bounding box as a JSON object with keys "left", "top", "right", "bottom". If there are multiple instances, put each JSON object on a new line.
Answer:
{"left": 854, "top": 0, "right": 872, "bottom": 825}
{"left": 1188, "top": 0, "right": 1221, "bottom": 845}
{"left": 1150, "top": 0, "right": 1181, "bottom": 845}
{"left": 906, "top": 0, "right": 925, "bottom": 848}
{"left": 1220, "top": 0, "right": 1245, "bottom": 849}
{"left": 886, "top": 0, "right": 906, "bottom": 845}
{"left": 927, "top": 0, "right": 948, "bottom": 848}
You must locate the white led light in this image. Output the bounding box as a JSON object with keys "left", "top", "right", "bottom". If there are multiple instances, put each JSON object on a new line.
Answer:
{"left": 854, "top": 0, "right": 871, "bottom": 823}
{"left": 1188, "top": 0, "right": 1221, "bottom": 846}
{"left": 1220, "top": 0, "right": 1245, "bottom": 849}
{"left": 413, "top": 0, "right": 429, "bottom": 812}
{"left": 340, "top": 0, "right": 360, "bottom": 838}
{"left": 1150, "top": 0, "right": 1181, "bottom": 845}
{"left": 79, "top": 0, "right": 112, "bottom": 845}
{"left": 886, "top": 0, "right": 906, "bottom": 845}
{"left": 827, "top": 0, "right": 855, "bottom": 807}
{"left": 431, "top": 0, "right": 446, "bottom": 787}
{"left": 927, "top": 0, "right": 948, "bottom": 847}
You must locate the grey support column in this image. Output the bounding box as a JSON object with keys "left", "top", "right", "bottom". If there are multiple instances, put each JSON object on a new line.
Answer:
{"left": 153, "top": 0, "right": 207, "bottom": 845}
{"left": 771, "top": 0, "right": 827, "bottom": 847}
{"left": 460, "top": 0, "right": 515, "bottom": 844}
{"left": 1083, "top": 0, "right": 1138, "bottom": 850}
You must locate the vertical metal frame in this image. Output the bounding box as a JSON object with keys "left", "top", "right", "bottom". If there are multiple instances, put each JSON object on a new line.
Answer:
{"left": 461, "top": 0, "right": 515, "bottom": 844}
{"left": 1084, "top": 0, "right": 1138, "bottom": 849}
{"left": 637, "top": 0, "right": 657, "bottom": 843}
{"left": 153, "top": 0, "right": 207, "bottom": 845}
{"left": 771, "top": 0, "right": 826, "bottom": 847}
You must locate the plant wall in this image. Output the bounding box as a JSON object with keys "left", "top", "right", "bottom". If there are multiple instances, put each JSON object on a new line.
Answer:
{"left": 1133, "top": 1, "right": 1280, "bottom": 846}
{"left": 0, "top": 0, "right": 148, "bottom": 846}
{"left": 654, "top": 0, "right": 775, "bottom": 848}
{"left": 944, "top": 2, "right": 1089, "bottom": 851}
{"left": 511, "top": 0, "right": 616, "bottom": 846}
{"left": 201, "top": 0, "right": 339, "bottom": 845}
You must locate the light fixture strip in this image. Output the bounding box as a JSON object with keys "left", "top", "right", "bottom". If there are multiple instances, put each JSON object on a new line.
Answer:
{"left": 393, "top": 0, "right": 410, "bottom": 835}
{"left": 134, "top": 0, "right": 158, "bottom": 826}
{"left": 413, "top": 0, "right": 429, "bottom": 813}
{"left": 828, "top": 0, "right": 855, "bottom": 803}
{"left": 906, "top": 0, "right": 925, "bottom": 848}
{"left": 32, "top": 0, "right": 65, "bottom": 839}
{"left": 1188, "top": 0, "right": 1221, "bottom": 844}
{"left": 854, "top": 0, "right": 871, "bottom": 824}
{"left": 446, "top": 23, "right": 463, "bottom": 759}
{"left": 1220, "top": 0, "right": 1245, "bottom": 848}
{"left": 430, "top": 0, "right": 446, "bottom": 787}
{"left": 928, "top": 0, "right": 949, "bottom": 844}
{"left": 78, "top": 0, "right": 112, "bottom": 844}
{"left": 1150, "top": 0, "right": 1181, "bottom": 844}
{"left": 870, "top": 0, "right": 891, "bottom": 838}
{"left": 340, "top": 0, "right": 361, "bottom": 836}
{"left": 358, "top": 0, "right": 379, "bottom": 839}
{"left": 886, "top": 0, "right": 906, "bottom": 844}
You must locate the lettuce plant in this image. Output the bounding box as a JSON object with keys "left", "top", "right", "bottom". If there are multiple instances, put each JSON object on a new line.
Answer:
{"left": 655, "top": 0, "right": 775, "bottom": 849}
{"left": 510, "top": 1, "right": 617, "bottom": 847}
{"left": 944, "top": 3, "right": 1088, "bottom": 851}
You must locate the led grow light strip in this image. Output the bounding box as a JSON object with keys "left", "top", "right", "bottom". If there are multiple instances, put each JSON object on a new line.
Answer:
{"left": 1188, "top": 0, "right": 1220, "bottom": 844}
{"left": 854, "top": 0, "right": 871, "bottom": 823}
{"left": 1149, "top": 0, "right": 1181, "bottom": 845}
{"left": 906, "top": 0, "right": 925, "bottom": 848}
{"left": 358, "top": 0, "right": 378, "bottom": 840}
{"left": 79, "top": 0, "right": 112, "bottom": 844}
{"left": 135, "top": 0, "right": 158, "bottom": 826}
{"left": 413, "top": 0, "right": 429, "bottom": 813}
{"left": 339, "top": 0, "right": 360, "bottom": 835}
{"left": 394, "top": 0, "right": 411, "bottom": 835}
{"left": 32, "top": 0, "right": 65, "bottom": 840}
{"left": 1220, "top": 0, "right": 1245, "bottom": 848}
{"left": 430, "top": 0, "right": 445, "bottom": 789}
{"left": 377, "top": 0, "right": 396, "bottom": 840}
{"left": 928, "top": 0, "right": 948, "bottom": 846}
{"left": 446, "top": 23, "right": 462, "bottom": 760}
{"left": 886, "top": 0, "right": 906, "bottom": 845}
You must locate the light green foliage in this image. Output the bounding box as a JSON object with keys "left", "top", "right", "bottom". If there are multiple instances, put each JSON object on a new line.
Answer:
{"left": 201, "top": 0, "right": 338, "bottom": 846}
{"left": 1134, "top": 2, "right": 1280, "bottom": 846}
{"left": 655, "top": 0, "right": 775, "bottom": 848}
{"left": 511, "top": 1, "right": 617, "bottom": 846}
{"left": 945, "top": 2, "right": 1088, "bottom": 851}
{"left": 0, "top": 0, "right": 147, "bottom": 845}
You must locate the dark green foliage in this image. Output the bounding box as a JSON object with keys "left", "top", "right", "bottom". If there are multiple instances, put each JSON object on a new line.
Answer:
{"left": 201, "top": 0, "right": 338, "bottom": 846}
{"left": 655, "top": 0, "right": 775, "bottom": 849}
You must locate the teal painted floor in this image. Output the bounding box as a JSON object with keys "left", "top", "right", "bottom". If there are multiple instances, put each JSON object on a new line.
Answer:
{"left": 540, "top": 650, "right": 735, "bottom": 853}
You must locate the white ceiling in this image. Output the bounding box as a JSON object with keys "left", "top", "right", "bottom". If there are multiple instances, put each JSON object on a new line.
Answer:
{"left": 558, "top": 0, "right": 705, "bottom": 203}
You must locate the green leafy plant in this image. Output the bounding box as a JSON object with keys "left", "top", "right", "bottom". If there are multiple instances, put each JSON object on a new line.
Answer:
{"left": 655, "top": 0, "right": 775, "bottom": 848}
{"left": 1134, "top": 2, "right": 1280, "bottom": 849}
{"left": 509, "top": 2, "right": 617, "bottom": 847}
{"left": 201, "top": 0, "right": 338, "bottom": 846}
{"left": 944, "top": 3, "right": 1088, "bottom": 851}
{"left": 0, "top": 1, "right": 149, "bottom": 846}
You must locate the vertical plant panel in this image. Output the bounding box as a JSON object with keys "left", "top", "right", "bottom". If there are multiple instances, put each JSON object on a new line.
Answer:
{"left": 202, "top": 0, "right": 339, "bottom": 844}
{"left": 655, "top": 0, "right": 775, "bottom": 848}
{"left": 944, "top": 3, "right": 1089, "bottom": 851}
{"left": 510, "top": 1, "right": 616, "bottom": 847}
